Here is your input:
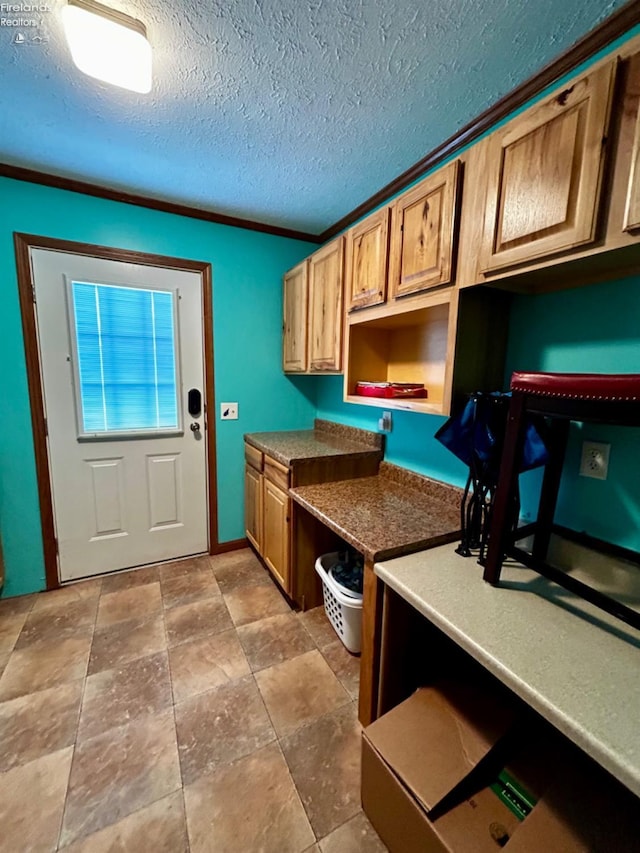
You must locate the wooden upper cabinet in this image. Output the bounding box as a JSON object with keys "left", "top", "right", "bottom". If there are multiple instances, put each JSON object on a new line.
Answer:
{"left": 480, "top": 61, "right": 616, "bottom": 273}
{"left": 308, "top": 237, "right": 344, "bottom": 372}
{"left": 346, "top": 207, "right": 390, "bottom": 311}
{"left": 623, "top": 53, "right": 640, "bottom": 232}
{"left": 283, "top": 261, "right": 308, "bottom": 372}
{"left": 388, "top": 160, "right": 462, "bottom": 299}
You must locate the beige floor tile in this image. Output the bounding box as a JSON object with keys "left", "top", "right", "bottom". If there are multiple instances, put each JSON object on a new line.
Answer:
{"left": 88, "top": 614, "right": 166, "bottom": 675}
{"left": 60, "top": 710, "right": 181, "bottom": 847}
{"left": 168, "top": 629, "right": 250, "bottom": 703}
{"left": 281, "top": 703, "right": 362, "bottom": 839}
{"left": 161, "top": 569, "right": 221, "bottom": 610}
{"left": 175, "top": 674, "right": 275, "bottom": 785}
{"left": 319, "top": 811, "right": 387, "bottom": 852}
{"left": 0, "top": 611, "right": 28, "bottom": 656}
{"left": 165, "top": 597, "right": 233, "bottom": 647}
{"left": 59, "top": 790, "right": 188, "bottom": 853}
{"left": 298, "top": 606, "right": 339, "bottom": 648}
{"left": 208, "top": 548, "right": 255, "bottom": 570}
{"left": 0, "top": 593, "right": 36, "bottom": 617}
{"left": 184, "top": 742, "right": 314, "bottom": 853}
{"left": 15, "top": 597, "right": 98, "bottom": 650}
{"left": 191, "top": 555, "right": 215, "bottom": 569}
{"left": 159, "top": 557, "right": 208, "bottom": 582}
{"left": 100, "top": 564, "right": 160, "bottom": 594}
{"left": 321, "top": 641, "right": 361, "bottom": 701}
{"left": 0, "top": 547, "right": 370, "bottom": 853}
{"left": 0, "top": 680, "right": 83, "bottom": 772}
{"left": 237, "top": 612, "right": 316, "bottom": 672}
{"left": 96, "top": 582, "right": 162, "bottom": 627}
{"left": 78, "top": 650, "right": 172, "bottom": 741}
{"left": 0, "top": 746, "right": 73, "bottom": 853}
{"left": 0, "top": 630, "right": 93, "bottom": 701}
{"left": 224, "top": 581, "right": 290, "bottom": 627}
{"left": 31, "top": 579, "right": 102, "bottom": 613}
{"left": 255, "top": 649, "right": 350, "bottom": 738}
{"left": 211, "top": 552, "right": 270, "bottom": 593}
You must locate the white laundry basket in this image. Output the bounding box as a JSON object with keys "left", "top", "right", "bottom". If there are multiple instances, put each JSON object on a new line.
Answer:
{"left": 314, "top": 552, "right": 363, "bottom": 654}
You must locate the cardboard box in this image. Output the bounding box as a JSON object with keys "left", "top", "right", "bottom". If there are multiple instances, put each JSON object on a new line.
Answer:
{"left": 362, "top": 684, "right": 639, "bottom": 852}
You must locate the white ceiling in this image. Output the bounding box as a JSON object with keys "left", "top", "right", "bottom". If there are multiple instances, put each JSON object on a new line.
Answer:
{"left": 0, "top": 0, "right": 628, "bottom": 234}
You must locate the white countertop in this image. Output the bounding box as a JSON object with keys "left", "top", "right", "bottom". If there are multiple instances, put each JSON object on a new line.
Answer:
{"left": 375, "top": 543, "right": 640, "bottom": 798}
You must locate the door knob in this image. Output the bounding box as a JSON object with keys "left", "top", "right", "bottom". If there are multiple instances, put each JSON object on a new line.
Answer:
{"left": 190, "top": 422, "right": 201, "bottom": 433}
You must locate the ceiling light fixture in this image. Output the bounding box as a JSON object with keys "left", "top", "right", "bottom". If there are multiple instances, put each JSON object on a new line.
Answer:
{"left": 62, "top": 0, "right": 152, "bottom": 94}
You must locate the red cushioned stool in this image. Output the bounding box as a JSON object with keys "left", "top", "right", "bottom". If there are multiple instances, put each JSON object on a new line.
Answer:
{"left": 483, "top": 372, "right": 640, "bottom": 629}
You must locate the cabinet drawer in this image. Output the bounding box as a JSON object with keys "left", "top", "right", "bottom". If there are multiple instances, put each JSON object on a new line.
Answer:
{"left": 264, "top": 455, "right": 290, "bottom": 491}
{"left": 245, "top": 443, "right": 263, "bottom": 472}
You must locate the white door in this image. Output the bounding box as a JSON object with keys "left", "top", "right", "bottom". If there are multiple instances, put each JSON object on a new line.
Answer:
{"left": 31, "top": 248, "right": 209, "bottom": 582}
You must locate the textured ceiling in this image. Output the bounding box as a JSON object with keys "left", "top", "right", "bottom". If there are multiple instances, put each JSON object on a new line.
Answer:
{"left": 0, "top": 0, "right": 628, "bottom": 233}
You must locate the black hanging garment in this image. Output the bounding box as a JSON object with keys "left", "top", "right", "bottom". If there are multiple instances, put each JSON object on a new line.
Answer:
{"left": 435, "top": 391, "right": 549, "bottom": 562}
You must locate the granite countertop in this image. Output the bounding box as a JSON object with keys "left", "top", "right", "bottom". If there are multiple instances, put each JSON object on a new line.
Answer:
{"left": 290, "top": 461, "right": 461, "bottom": 562}
{"left": 245, "top": 418, "right": 383, "bottom": 467}
{"left": 375, "top": 543, "right": 640, "bottom": 799}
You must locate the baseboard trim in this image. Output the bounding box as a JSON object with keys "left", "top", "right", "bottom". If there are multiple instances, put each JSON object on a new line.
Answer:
{"left": 211, "top": 538, "right": 249, "bottom": 555}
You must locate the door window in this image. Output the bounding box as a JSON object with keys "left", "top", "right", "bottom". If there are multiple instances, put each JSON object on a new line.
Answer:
{"left": 68, "top": 280, "right": 181, "bottom": 438}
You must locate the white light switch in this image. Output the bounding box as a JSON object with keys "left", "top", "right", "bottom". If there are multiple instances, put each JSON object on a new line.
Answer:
{"left": 220, "top": 402, "right": 238, "bottom": 420}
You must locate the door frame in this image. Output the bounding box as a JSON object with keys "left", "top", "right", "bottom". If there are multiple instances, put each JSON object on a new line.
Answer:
{"left": 14, "top": 232, "right": 231, "bottom": 590}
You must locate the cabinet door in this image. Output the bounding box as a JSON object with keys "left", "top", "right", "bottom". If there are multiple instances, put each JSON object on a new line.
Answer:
{"left": 389, "top": 160, "right": 461, "bottom": 299}
{"left": 244, "top": 464, "right": 262, "bottom": 553}
{"left": 623, "top": 54, "right": 640, "bottom": 232}
{"left": 347, "top": 207, "right": 390, "bottom": 311}
{"left": 480, "top": 61, "right": 615, "bottom": 273}
{"left": 283, "top": 261, "right": 308, "bottom": 372}
{"left": 309, "top": 237, "right": 345, "bottom": 372}
{"left": 262, "top": 478, "right": 290, "bottom": 593}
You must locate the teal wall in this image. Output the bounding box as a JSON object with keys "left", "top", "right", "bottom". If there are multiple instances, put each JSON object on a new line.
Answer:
{"left": 315, "top": 377, "right": 469, "bottom": 488}
{"left": 507, "top": 276, "right": 640, "bottom": 552}
{"left": 316, "top": 275, "right": 640, "bottom": 554}
{"left": 0, "top": 177, "right": 317, "bottom": 598}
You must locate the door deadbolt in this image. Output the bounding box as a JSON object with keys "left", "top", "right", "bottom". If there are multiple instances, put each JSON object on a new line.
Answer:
{"left": 188, "top": 389, "right": 202, "bottom": 417}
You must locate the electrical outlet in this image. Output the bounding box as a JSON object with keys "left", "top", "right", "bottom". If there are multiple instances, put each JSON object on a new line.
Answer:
{"left": 220, "top": 402, "right": 238, "bottom": 420}
{"left": 378, "top": 411, "right": 392, "bottom": 432}
{"left": 579, "top": 441, "right": 610, "bottom": 480}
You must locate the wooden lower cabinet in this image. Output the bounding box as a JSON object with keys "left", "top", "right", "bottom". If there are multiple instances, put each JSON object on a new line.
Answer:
{"left": 244, "top": 462, "right": 262, "bottom": 552}
{"left": 262, "top": 477, "right": 291, "bottom": 593}
{"left": 244, "top": 438, "right": 382, "bottom": 608}
{"left": 245, "top": 444, "right": 293, "bottom": 597}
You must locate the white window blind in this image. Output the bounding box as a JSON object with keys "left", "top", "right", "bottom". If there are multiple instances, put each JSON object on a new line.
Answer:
{"left": 70, "top": 281, "right": 179, "bottom": 435}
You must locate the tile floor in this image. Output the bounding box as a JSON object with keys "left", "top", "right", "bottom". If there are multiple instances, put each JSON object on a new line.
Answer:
{"left": 0, "top": 549, "right": 387, "bottom": 852}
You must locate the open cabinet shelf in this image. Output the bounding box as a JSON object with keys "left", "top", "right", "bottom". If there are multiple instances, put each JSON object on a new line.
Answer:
{"left": 344, "top": 287, "right": 510, "bottom": 417}
{"left": 344, "top": 293, "right": 453, "bottom": 415}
